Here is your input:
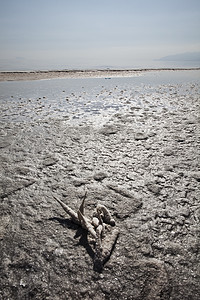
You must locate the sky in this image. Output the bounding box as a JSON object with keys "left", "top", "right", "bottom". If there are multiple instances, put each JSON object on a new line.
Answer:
{"left": 0, "top": 0, "right": 200, "bottom": 70}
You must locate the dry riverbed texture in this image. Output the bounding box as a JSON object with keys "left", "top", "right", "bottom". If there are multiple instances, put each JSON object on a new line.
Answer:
{"left": 0, "top": 72, "right": 200, "bottom": 299}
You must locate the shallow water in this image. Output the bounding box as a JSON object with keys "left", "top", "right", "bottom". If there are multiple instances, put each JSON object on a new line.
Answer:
{"left": 0, "top": 70, "right": 200, "bottom": 125}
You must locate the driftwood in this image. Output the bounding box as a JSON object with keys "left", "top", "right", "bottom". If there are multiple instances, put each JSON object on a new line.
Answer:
{"left": 52, "top": 192, "right": 119, "bottom": 272}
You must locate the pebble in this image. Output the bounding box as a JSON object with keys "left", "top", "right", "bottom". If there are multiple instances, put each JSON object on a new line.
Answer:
{"left": 99, "top": 125, "right": 119, "bottom": 135}
{"left": 42, "top": 156, "right": 59, "bottom": 167}
{"left": 134, "top": 132, "right": 148, "bottom": 140}
{"left": 72, "top": 178, "right": 88, "bottom": 187}
{"left": 146, "top": 181, "right": 162, "bottom": 195}
{"left": 93, "top": 171, "right": 108, "bottom": 181}
{"left": 163, "top": 148, "right": 174, "bottom": 156}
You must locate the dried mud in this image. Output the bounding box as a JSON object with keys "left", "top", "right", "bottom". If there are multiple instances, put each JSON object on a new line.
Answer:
{"left": 0, "top": 78, "right": 199, "bottom": 300}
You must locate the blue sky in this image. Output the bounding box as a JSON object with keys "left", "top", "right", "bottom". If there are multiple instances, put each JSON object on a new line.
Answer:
{"left": 0, "top": 0, "right": 200, "bottom": 70}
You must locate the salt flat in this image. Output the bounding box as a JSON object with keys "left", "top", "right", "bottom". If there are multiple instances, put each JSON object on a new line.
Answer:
{"left": 0, "top": 70, "right": 199, "bottom": 299}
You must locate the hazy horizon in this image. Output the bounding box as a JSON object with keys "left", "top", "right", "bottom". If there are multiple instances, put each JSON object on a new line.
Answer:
{"left": 0, "top": 0, "right": 200, "bottom": 71}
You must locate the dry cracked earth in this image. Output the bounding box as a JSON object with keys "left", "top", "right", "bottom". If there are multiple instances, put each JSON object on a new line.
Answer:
{"left": 0, "top": 80, "right": 200, "bottom": 300}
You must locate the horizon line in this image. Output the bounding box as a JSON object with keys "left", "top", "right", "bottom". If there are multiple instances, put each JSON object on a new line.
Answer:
{"left": 1, "top": 67, "right": 200, "bottom": 73}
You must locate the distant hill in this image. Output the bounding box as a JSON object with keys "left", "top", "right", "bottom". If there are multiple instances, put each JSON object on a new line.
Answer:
{"left": 157, "top": 52, "right": 200, "bottom": 61}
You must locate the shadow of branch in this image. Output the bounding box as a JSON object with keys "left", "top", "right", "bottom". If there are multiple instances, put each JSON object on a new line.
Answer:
{"left": 49, "top": 216, "right": 95, "bottom": 260}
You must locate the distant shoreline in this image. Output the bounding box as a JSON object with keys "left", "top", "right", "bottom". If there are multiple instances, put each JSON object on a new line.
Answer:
{"left": 0, "top": 68, "right": 200, "bottom": 82}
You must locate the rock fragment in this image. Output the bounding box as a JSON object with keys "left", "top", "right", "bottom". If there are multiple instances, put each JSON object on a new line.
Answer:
{"left": 146, "top": 181, "right": 162, "bottom": 195}
{"left": 93, "top": 171, "right": 108, "bottom": 181}
{"left": 134, "top": 132, "right": 148, "bottom": 140}
{"left": 42, "top": 155, "right": 59, "bottom": 167}
{"left": 99, "top": 125, "right": 119, "bottom": 135}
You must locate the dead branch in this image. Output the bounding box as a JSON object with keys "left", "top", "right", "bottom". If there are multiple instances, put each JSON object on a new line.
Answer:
{"left": 52, "top": 192, "right": 119, "bottom": 272}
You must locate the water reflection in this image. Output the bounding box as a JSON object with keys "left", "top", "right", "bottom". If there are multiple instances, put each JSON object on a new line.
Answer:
{"left": 0, "top": 70, "right": 199, "bottom": 125}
